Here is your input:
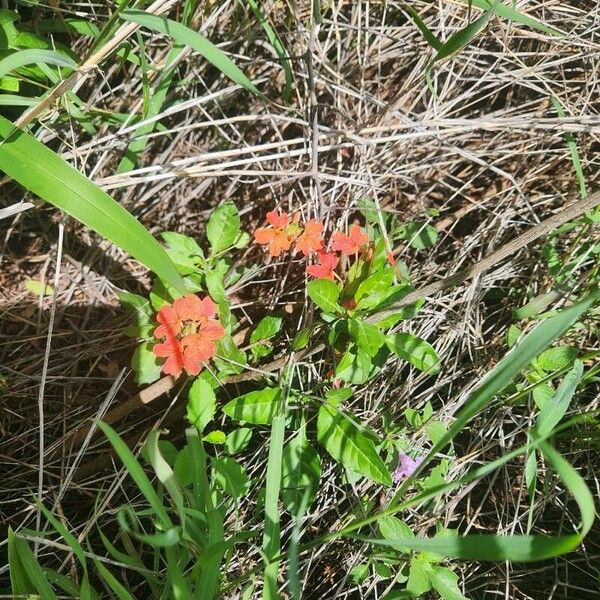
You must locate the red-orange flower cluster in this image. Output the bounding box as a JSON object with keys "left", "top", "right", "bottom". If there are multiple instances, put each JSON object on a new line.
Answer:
{"left": 254, "top": 209, "right": 372, "bottom": 282}
{"left": 152, "top": 294, "right": 224, "bottom": 377}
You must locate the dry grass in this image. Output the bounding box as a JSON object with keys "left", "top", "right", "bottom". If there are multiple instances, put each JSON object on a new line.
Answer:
{"left": 1, "top": 1, "right": 600, "bottom": 597}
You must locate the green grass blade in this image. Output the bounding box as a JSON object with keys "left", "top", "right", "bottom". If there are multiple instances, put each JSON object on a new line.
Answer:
{"left": 401, "top": 3, "right": 442, "bottom": 50}
{"left": 243, "top": 0, "right": 293, "bottom": 101}
{"left": 94, "top": 560, "right": 135, "bottom": 600}
{"left": 356, "top": 439, "right": 594, "bottom": 561}
{"left": 0, "top": 48, "right": 76, "bottom": 79}
{"left": 535, "top": 360, "right": 583, "bottom": 438}
{"left": 8, "top": 528, "right": 34, "bottom": 596}
{"left": 453, "top": 0, "right": 564, "bottom": 36}
{"left": 417, "top": 291, "right": 599, "bottom": 472}
{"left": 9, "top": 534, "right": 57, "bottom": 600}
{"left": 121, "top": 11, "right": 261, "bottom": 97}
{"left": 429, "top": 9, "right": 492, "bottom": 69}
{"left": 263, "top": 414, "right": 286, "bottom": 600}
{"left": 98, "top": 422, "right": 174, "bottom": 529}
{"left": 0, "top": 116, "right": 186, "bottom": 294}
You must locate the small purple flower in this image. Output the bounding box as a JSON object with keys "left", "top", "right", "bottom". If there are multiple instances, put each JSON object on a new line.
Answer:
{"left": 393, "top": 454, "right": 423, "bottom": 483}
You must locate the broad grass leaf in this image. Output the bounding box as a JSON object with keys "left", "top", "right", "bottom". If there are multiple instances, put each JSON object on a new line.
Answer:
{"left": 187, "top": 377, "right": 217, "bottom": 433}
{"left": 8, "top": 529, "right": 56, "bottom": 598}
{"left": 262, "top": 415, "right": 286, "bottom": 600}
{"left": 317, "top": 404, "right": 391, "bottom": 486}
{"left": 207, "top": 201, "right": 241, "bottom": 255}
{"left": 386, "top": 332, "right": 440, "bottom": 373}
{"left": 121, "top": 11, "right": 260, "bottom": 96}
{"left": 281, "top": 427, "right": 321, "bottom": 515}
{"left": 0, "top": 48, "right": 76, "bottom": 79}
{"left": 223, "top": 387, "right": 282, "bottom": 424}
{"left": 307, "top": 279, "right": 341, "bottom": 314}
{"left": 535, "top": 360, "right": 583, "bottom": 438}
{"left": 0, "top": 116, "right": 186, "bottom": 294}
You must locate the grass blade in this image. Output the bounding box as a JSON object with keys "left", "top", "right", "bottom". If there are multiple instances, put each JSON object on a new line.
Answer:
{"left": 0, "top": 116, "right": 186, "bottom": 294}
{"left": 263, "top": 414, "right": 286, "bottom": 600}
{"left": 0, "top": 49, "right": 76, "bottom": 79}
{"left": 452, "top": 0, "right": 564, "bottom": 37}
{"left": 243, "top": 0, "right": 293, "bottom": 101}
{"left": 121, "top": 11, "right": 261, "bottom": 97}
{"left": 98, "top": 422, "right": 174, "bottom": 529}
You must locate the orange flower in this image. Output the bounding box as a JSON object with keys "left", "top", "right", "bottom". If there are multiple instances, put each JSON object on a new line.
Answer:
{"left": 254, "top": 210, "right": 293, "bottom": 257}
{"left": 331, "top": 224, "right": 369, "bottom": 254}
{"left": 306, "top": 250, "right": 339, "bottom": 280}
{"left": 152, "top": 333, "right": 185, "bottom": 377}
{"left": 295, "top": 219, "right": 324, "bottom": 256}
{"left": 154, "top": 304, "right": 183, "bottom": 339}
{"left": 152, "top": 293, "right": 225, "bottom": 377}
{"left": 181, "top": 320, "right": 225, "bottom": 375}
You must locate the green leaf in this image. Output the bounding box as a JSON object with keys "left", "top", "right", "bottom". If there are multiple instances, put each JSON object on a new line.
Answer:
{"left": 132, "top": 342, "right": 161, "bottom": 385}
{"left": 386, "top": 332, "right": 440, "bottom": 373}
{"left": 307, "top": 279, "right": 341, "bottom": 314}
{"left": 212, "top": 456, "right": 249, "bottom": 498}
{"left": 187, "top": 376, "right": 217, "bottom": 433}
{"left": 250, "top": 315, "right": 283, "bottom": 360}
{"left": 355, "top": 268, "right": 395, "bottom": 310}
{"left": 426, "top": 565, "right": 468, "bottom": 600}
{"left": 406, "top": 555, "right": 431, "bottom": 596}
{"left": 396, "top": 221, "right": 438, "bottom": 250}
{"left": 223, "top": 387, "right": 282, "bottom": 424}
{"left": 225, "top": 428, "right": 253, "bottom": 454}
{"left": 8, "top": 529, "right": 56, "bottom": 598}
{"left": 317, "top": 404, "right": 391, "bottom": 486}
{"left": 281, "top": 427, "right": 321, "bottom": 515}
{"left": 291, "top": 327, "right": 311, "bottom": 350}
{"left": 535, "top": 360, "right": 583, "bottom": 438}
{"left": 379, "top": 516, "right": 414, "bottom": 554}
{"left": 536, "top": 346, "right": 578, "bottom": 372}
{"left": 121, "top": 11, "right": 260, "bottom": 96}
{"left": 0, "top": 116, "right": 186, "bottom": 294}
{"left": 24, "top": 278, "right": 53, "bottom": 296}
{"left": 403, "top": 4, "right": 442, "bottom": 50}
{"left": 335, "top": 347, "right": 372, "bottom": 384}
{"left": 348, "top": 319, "right": 386, "bottom": 356}
{"left": 0, "top": 48, "right": 76, "bottom": 79}
{"left": 250, "top": 315, "right": 283, "bottom": 343}
{"left": 203, "top": 430, "right": 226, "bottom": 444}
{"left": 206, "top": 201, "right": 241, "bottom": 255}
{"left": 213, "top": 334, "right": 247, "bottom": 375}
